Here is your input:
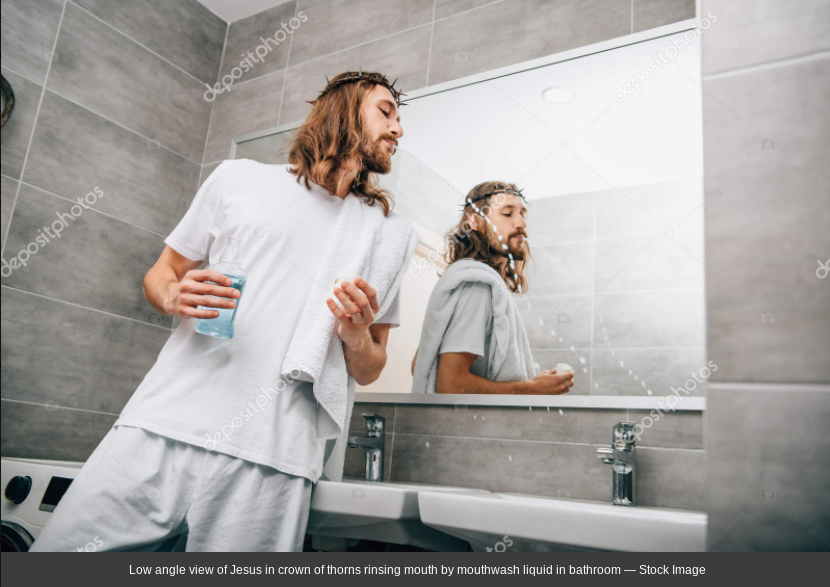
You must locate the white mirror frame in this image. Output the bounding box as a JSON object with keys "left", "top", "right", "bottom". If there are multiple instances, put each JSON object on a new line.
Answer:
{"left": 231, "top": 18, "right": 705, "bottom": 411}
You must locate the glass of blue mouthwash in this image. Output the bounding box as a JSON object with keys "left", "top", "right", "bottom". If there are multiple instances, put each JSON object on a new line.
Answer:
{"left": 195, "top": 238, "right": 247, "bottom": 339}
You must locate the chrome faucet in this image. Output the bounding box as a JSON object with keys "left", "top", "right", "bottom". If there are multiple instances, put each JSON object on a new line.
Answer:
{"left": 347, "top": 413, "right": 385, "bottom": 482}
{"left": 597, "top": 421, "right": 636, "bottom": 506}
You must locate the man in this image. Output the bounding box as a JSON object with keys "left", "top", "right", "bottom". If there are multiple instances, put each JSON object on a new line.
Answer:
{"left": 411, "top": 181, "right": 574, "bottom": 395}
{"left": 31, "top": 71, "right": 414, "bottom": 552}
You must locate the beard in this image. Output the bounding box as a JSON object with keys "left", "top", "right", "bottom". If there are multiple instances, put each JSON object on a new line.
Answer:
{"left": 485, "top": 227, "right": 527, "bottom": 261}
{"left": 359, "top": 132, "right": 394, "bottom": 174}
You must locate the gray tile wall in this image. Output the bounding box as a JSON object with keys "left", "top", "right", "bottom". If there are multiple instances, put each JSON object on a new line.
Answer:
{"left": 516, "top": 180, "right": 707, "bottom": 398}
{"left": 1, "top": 0, "right": 226, "bottom": 461}
{"left": 701, "top": 0, "right": 830, "bottom": 550}
{"left": 201, "top": 0, "right": 696, "bottom": 172}
{"left": 349, "top": 402, "right": 705, "bottom": 511}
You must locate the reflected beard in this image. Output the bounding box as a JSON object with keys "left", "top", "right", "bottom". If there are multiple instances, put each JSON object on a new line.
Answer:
{"left": 360, "top": 134, "right": 392, "bottom": 174}
{"left": 487, "top": 231, "right": 527, "bottom": 261}
{"left": 508, "top": 236, "right": 527, "bottom": 260}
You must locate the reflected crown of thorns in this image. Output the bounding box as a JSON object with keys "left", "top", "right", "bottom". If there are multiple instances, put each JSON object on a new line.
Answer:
{"left": 459, "top": 187, "right": 528, "bottom": 211}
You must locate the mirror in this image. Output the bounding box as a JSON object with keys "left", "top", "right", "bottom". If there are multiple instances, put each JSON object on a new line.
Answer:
{"left": 234, "top": 28, "right": 705, "bottom": 405}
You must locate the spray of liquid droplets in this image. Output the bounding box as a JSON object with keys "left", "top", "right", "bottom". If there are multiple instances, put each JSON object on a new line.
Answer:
{"left": 597, "top": 312, "right": 653, "bottom": 396}
{"left": 466, "top": 196, "right": 522, "bottom": 293}
{"left": 467, "top": 198, "right": 655, "bottom": 398}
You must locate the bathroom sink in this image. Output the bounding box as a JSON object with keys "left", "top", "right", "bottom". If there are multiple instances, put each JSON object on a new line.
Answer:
{"left": 307, "top": 478, "right": 489, "bottom": 551}
{"left": 418, "top": 491, "right": 707, "bottom": 552}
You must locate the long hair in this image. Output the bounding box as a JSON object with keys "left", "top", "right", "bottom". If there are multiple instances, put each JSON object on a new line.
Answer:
{"left": 444, "top": 181, "right": 532, "bottom": 294}
{"left": 287, "top": 71, "right": 393, "bottom": 215}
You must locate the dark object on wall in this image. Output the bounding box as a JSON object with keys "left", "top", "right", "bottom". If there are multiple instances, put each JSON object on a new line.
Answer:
{"left": 1, "top": 74, "right": 15, "bottom": 130}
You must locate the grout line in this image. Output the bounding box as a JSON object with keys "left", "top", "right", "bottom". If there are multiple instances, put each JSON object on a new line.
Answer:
{"left": 524, "top": 285, "right": 704, "bottom": 300}
{"left": 68, "top": 0, "right": 214, "bottom": 87}
{"left": 596, "top": 286, "right": 705, "bottom": 295}
{"left": 388, "top": 405, "right": 398, "bottom": 480}
{"left": 433, "top": 0, "right": 509, "bottom": 24}
{"left": 708, "top": 381, "right": 830, "bottom": 393}
{"left": 631, "top": 0, "right": 634, "bottom": 34}
{"left": 390, "top": 431, "right": 704, "bottom": 451}
{"left": 276, "top": 20, "right": 430, "bottom": 71}
{"left": 227, "top": 22, "right": 433, "bottom": 92}
{"left": 192, "top": 0, "right": 230, "bottom": 22}
{"left": 425, "top": 0, "right": 438, "bottom": 87}
{"left": 534, "top": 345, "right": 706, "bottom": 350}
{"left": 589, "top": 185, "right": 597, "bottom": 394}
{"left": 392, "top": 432, "right": 610, "bottom": 447}
{"left": 705, "top": 49, "right": 830, "bottom": 80}
{"left": 0, "top": 65, "right": 205, "bottom": 168}
{"left": 15, "top": 180, "right": 168, "bottom": 238}
{"left": 0, "top": 65, "right": 45, "bottom": 88}
{"left": 202, "top": 158, "right": 236, "bottom": 167}
{"left": 0, "top": 398, "right": 121, "bottom": 418}
{"left": 199, "top": 23, "right": 230, "bottom": 188}
{"left": 220, "top": 63, "right": 285, "bottom": 91}
{"left": 522, "top": 230, "right": 706, "bottom": 247}
{"left": 2, "top": 0, "right": 68, "bottom": 260}
{"left": 200, "top": 161, "right": 224, "bottom": 175}
{"left": 637, "top": 445, "right": 705, "bottom": 453}
{"left": 276, "top": 0, "right": 298, "bottom": 126}
{"left": 522, "top": 286, "right": 704, "bottom": 303}
{"left": 221, "top": 0, "right": 296, "bottom": 24}
{"left": 42, "top": 87, "right": 204, "bottom": 165}
{"left": 0, "top": 285, "right": 173, "bottom": 331}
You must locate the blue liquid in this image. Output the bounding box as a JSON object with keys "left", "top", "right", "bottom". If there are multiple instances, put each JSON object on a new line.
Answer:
{"left": 194, "top": 274, "right": 247, "bottom": 339}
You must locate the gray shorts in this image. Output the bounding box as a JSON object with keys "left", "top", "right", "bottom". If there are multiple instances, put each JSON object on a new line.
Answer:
{"left": 29, "top": 425, "right": 312, "bottom": 552}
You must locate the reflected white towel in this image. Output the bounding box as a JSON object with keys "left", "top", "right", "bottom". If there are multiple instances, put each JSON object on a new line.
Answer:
{"left": 411, "top": 259, "right": 537, "bottom": 394}
{"left": 281, "top": 193, "right": 420, "bottom": 481}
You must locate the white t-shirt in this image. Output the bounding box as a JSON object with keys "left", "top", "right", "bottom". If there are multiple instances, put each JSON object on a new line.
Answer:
{"left": 115, "top": 159, "right": 401, "bottom": 482}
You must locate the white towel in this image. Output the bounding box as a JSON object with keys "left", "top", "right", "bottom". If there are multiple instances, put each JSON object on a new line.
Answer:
{"left": 411, "top": 258, "right": 537, "bottom": 394}
{"left": 281, "top": 193, "right": 421, "bottom": 481}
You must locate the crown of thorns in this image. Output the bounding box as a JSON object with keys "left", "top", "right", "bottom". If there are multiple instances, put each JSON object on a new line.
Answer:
{"left": 306, "top": 70, "right": 407, "bottom": 106}
{"left": 459, "top": 188, "right": 527, "bottom": 211}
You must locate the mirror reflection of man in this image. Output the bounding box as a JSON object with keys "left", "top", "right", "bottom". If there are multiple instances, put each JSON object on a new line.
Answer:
{"left": 411, "top": 182, "right": 574, "bottom": 395}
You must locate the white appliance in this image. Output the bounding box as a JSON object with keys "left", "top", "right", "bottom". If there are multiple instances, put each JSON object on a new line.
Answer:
{"left": 1, "top": 457, "right": 84, "bottom": 551}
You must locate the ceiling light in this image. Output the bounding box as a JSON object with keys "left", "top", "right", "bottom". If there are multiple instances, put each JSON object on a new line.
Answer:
{"left": 542, "top": 86, "right": 574, "bottom": 103}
